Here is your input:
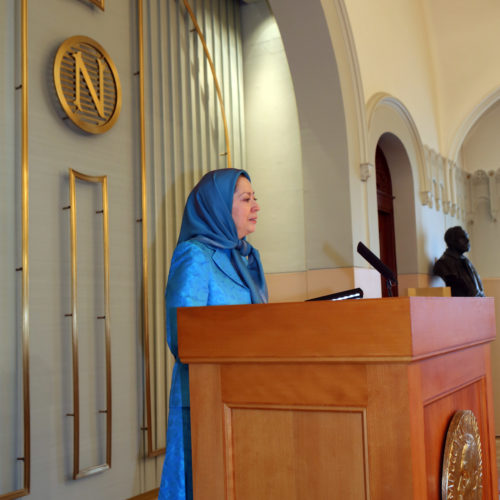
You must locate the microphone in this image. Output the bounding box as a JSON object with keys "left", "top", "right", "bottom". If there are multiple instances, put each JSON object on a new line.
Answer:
{"left": 356, "top": 242, "right": 397, "bottom": 284}
{"left": 306, "top": 288, "right": 363, "bottom": 302}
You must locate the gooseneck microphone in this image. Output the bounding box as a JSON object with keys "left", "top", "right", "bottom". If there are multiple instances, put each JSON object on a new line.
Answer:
{"left": 357, "top": 242, "right": 397, "bottom": 296}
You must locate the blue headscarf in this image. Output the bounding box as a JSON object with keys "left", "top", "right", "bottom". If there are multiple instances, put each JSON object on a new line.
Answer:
{"left": 178, "top": 168, "right": 268, "bottom": 304}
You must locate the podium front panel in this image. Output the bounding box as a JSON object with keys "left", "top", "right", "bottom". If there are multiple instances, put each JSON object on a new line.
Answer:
{"left": 181, "top": 298, "right": 497, "bottom": 499}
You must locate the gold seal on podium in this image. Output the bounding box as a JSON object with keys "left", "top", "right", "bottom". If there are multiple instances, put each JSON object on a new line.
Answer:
{"left": 442, "top": 410, "right": 483, "bottom": 499}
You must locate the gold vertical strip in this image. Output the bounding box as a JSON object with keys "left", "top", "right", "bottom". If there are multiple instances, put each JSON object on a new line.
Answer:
{"left": 102, "top": 176, "right": 112, "bottom": 468}
{"left": 230, "top": 0, "right": 244, "bottom": 169}
{"left": 1, "top": 2, "right": 30, "bottom": 498}
{"left": 21, "top": 0, "right": 30, "bottom": 493}
{"left": 69, "top": 169, "right": 80, "bottom": 478}
{"left": 138, "top": 0, "right": 165, "bottom": 458}
{"left": 182, "top": 0, "right": 232, "bottom": 168}
{"left": 196, "top": 0, "right": 210, "bottom": 177}
{"left": 1, "top": 0, "right": 31, "bottom": 497}
{"left": 68, "top": 169, "right": 112, "bottom": 479}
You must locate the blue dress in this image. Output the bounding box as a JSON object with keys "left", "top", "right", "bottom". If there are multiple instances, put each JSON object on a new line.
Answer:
{"left": 158, "top": 239, "right": 252, "bottom": 500}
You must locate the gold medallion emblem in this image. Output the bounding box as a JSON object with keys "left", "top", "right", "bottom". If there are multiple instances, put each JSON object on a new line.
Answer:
{"left": 442, "top": 410, "right": 483, "bottom": 499}
{"left": 53, "top": 36, "right": 121, "bottom": 134}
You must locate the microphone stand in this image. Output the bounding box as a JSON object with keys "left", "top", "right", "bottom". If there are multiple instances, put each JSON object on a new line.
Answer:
{"left": 386, "top": 279, "right": 394, "bottom": 297}
{"left": 357, "top": 242, "right": 398, "bottom": 296}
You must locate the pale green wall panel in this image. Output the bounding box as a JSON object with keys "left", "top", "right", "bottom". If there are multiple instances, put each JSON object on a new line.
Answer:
{"left": 27, "top": 0, "right": 146, "bottom": 497}
{"left": 0, "top": 1, "right": 23, "bottom": 494}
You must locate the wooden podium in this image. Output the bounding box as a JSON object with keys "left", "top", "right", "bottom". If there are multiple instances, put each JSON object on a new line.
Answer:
{"left": 178, "top": 297, "right": 498, "bottom": 499}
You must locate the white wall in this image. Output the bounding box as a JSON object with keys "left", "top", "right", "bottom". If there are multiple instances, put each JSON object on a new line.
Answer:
{"left": 346, "top": 0, "right": 500, "bottom": 157}
{"left": 345, "top": 0, "right": 440, "bottom": 150}
{"left": 269, "top": 0, "right": 355, "bottom": 270}
{"left": 461, "top": 101, "right": 500, "bottom": 278}
{"left": 241, "top": 0, "right": 306, "bottom": 273}
{"left": 462, "top": 101, "right": 500, "bottom": 175}
{"left": 424, "top": 0, "right": 500, "bottom": 155}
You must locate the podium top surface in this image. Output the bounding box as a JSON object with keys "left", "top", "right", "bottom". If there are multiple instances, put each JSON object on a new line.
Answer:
{"left": 178, "top": 297, "right": 496, "bottom": 364}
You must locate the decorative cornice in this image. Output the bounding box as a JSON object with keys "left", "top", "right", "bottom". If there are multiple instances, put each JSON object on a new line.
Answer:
{"left": 433, "top": 180, "right": 441, "bottom": 211}
{"left": 420, "top": 190, "right": 433, "bottom": 207}
{"left": 488, "top": 170, "right": 499, "bottom": 222}
{"left": 466, "top": 169, "right": 500, "bottom": 222}
{"left": 360, "top": 162, "right": 374, "bottom": 181}
{"left": 471, "top": 169, "right": 488, "bottom": 185}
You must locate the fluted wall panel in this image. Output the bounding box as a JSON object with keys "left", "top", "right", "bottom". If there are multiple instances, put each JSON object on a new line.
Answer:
{"left": 141, "top": 0, "right": 245, "bottom": 459}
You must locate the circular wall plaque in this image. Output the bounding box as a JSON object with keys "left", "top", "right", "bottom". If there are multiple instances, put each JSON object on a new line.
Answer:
{"left": 442, "top": 410, "right": 483, "bottom": 499}
{"left": 53, "top": 35, "right": 121, "bottom": 134}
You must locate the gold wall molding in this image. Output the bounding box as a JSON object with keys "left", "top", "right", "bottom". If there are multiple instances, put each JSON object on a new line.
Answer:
{"left": 182, "top": 0, "right": 231, "bottom": 168}
{"left": 53, "top": 36, "right": 121, "bottom": 134}
{"left": 66, "top": 169, "right": 111, "bottom": 479}
{"left": 136, "top": 0, "right": 164, "bottom": 459}
{"left": 1, "top": 0, "right": 31, "bottom": 498}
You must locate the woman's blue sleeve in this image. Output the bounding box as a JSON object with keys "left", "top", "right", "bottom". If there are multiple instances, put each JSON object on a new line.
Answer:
{"left": 165, "top": 242, "right": 210, "bottom": 359}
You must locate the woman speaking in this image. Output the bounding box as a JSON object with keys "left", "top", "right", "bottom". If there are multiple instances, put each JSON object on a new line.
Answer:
{"left": 158, "top": 168, "right": 268, "bottom": 500}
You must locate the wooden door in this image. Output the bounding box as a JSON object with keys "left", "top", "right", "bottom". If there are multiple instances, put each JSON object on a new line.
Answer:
{"left": 376, "top": 145, "right": 398, "bottom": 297}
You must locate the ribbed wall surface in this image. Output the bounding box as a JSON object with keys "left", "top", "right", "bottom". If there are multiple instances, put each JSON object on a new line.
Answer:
{"left": 141, "top": 0, "right": 245, "bottom": 457}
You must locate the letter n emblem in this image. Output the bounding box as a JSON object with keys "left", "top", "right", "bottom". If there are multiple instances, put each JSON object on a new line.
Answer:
{"left": 53, "top": 36, "right": 121, "bottom": 134}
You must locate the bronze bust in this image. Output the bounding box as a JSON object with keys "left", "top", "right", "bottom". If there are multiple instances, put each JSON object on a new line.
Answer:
{"left": 433, "top": 226, "right": 484, "bottom": 297}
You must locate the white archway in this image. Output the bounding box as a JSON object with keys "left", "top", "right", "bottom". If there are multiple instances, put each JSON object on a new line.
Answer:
{"left": 367, "top": 93, "right": 428, "bottom": 204}
{"left": 366, "top": 93, "right": 424, "bottom": 276}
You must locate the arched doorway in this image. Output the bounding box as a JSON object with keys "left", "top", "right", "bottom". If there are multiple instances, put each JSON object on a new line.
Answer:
{"left": 376, "top": 144, "right": 398, "bottom": 296}
{"left": 367, "top": 96, "right": 421, "bottom": 294}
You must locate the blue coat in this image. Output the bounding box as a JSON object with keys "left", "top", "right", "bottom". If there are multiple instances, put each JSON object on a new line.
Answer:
{"left": 159, "top": 240, "right": 252, "bottom": 500}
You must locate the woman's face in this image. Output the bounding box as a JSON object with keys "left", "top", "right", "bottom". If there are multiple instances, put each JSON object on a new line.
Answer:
{"left": 232, "top": 176, "right": 260, "bottom": 239}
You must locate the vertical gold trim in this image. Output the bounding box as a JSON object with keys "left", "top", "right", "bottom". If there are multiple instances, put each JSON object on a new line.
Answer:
{"left": 68, "top": 169, "right": 112, "bottom": 480}
{"left": 137, "top": 0, "right": 166, "bottom": 458}
{"left": 21, "top": 0, "right": 30, "bottom": 493}
{"left": 182, "top": 0, "right": 232, "bottom": 168}
{"left": 102, "top": 175, "right": 112, "bottom": 469}
{"left": 1, "top": 0, "right": 31, "bottom": 497}
{"left": 68, "top": 170, "right": 80, "bottom": 477}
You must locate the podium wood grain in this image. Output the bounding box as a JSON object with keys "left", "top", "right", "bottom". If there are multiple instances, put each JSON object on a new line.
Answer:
{"left": 179, "top": 297, "right": 497, "bottom": 499}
